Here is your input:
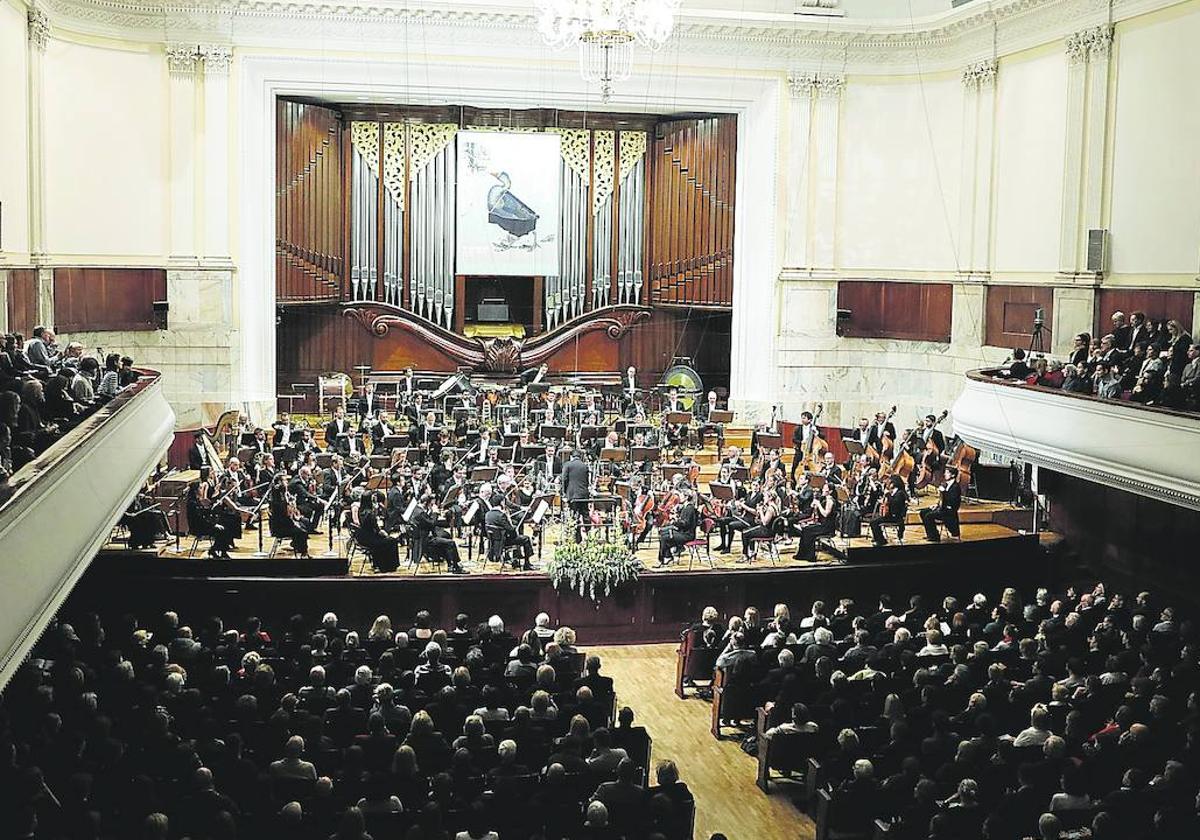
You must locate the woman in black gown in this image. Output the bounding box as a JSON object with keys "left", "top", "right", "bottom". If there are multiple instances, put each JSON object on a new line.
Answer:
{"left": 357, "top": 491, "right": 400, "bottom": 572}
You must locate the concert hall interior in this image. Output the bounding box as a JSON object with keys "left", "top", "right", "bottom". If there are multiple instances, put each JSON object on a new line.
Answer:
{"left": 4, "top": 1, "right": 1200, "bottom": 839}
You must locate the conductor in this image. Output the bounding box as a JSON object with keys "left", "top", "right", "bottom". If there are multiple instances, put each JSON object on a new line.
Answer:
{"left": 560, "top": 449, "right": 591, "bottom": 523}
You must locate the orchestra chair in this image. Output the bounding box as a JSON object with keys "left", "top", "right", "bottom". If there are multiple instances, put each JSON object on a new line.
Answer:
{"left": 266, "top": 535, "right": 286, "bottom": 559}
{"left": 344, "top": 527, "right": 362, "bottom": 566}
{"left": 876, "top": 521, "right": 904, "bottom": 545}
{"left": 756, "top": 706, "right": 819, "bottom": 797}
{"left": 407, "top": 532, "right": 445, "bottom": 575}
{"left": 186, "top": 532, "right": 213, "bottom": 559}
{"left": 749, "top": 535, "right": 780, "bottom": 566}
{"left": 674, "top": 627, "right": 719, "bottom": 699}
{"left": 710, "top": 666, "right": 757, "bottom": 739}
{"left": 686, "top": 517, "right": 716, "bottom": 570}
{"left": 484, "top": 524, "right": 521, "bottom": 572}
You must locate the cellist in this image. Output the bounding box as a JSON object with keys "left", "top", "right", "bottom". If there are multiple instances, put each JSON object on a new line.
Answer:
{"left": 630, "top": 477, "right": 656, "bottom": 549}
{"left": 869, "top": 475, "right": 908, "bottom": 547}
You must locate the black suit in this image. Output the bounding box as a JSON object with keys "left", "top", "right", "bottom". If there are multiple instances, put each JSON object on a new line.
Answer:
{"left": 1112, "top": 324, "right": 1132, "bottom": 350}
{"left": 325, "top": 418, "right": 354, "bottom": 455}
{"left": 560, "top": 457, "right": 590, "bottom": 517}
{"left": 268, "top": 492, "right": 309, "bottom": 556}
{"left": 187, "top": 441, "right": 210, "bottom": 471}
{"left": 484, "top": 507, "right": 532, "bottom": 565}
{"left": 921, "top": 479, "right": 961, "bottom": 541}
{"left": 658, "top": 502, "right": 698, "bottom": 564}
{"left": 866, "top": 423, "right": 896, "bottom": 452}
{"left": 411, "top": 505, "right": 462, "bottom": 570}
{"left": 870, "top": 485, "right": 908, "bottom": 545}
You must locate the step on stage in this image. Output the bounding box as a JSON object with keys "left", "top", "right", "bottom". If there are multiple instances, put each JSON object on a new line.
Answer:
{"left": 94, "top": 501, "right": 1055, "bottom": 644}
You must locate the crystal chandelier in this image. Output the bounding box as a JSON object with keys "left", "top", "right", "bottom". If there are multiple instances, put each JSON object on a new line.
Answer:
{"left": 536, "top": 0, "right": 681, "bottom": 102}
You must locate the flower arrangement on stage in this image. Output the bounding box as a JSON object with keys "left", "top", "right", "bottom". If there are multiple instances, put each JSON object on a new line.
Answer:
{"left": 547, "top": 531, "right": 642, "bottom": 601}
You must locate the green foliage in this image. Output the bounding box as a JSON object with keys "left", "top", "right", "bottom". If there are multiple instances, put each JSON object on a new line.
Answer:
{"left": 547, "top": 531, "right": 642, "bottom": 602}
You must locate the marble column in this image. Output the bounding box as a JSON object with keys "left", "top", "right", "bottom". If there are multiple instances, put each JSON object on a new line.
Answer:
{"left": 166, "top": 44, "right": 199, "bottom": 264}
{"left": 1052, "top": 286, "right": 1097, "bottom": 357}
{"left": 199, "top": 45, "right": 233, "bottom": 264}
{"left": 784, "top": 73, "right": 814, "bottom": 268}
{"left": 810, "top": 74, "right": 844, "bottom": 270}
{"left": 26, "top": 6, "right": 49, "bottom": 261}
{"left": 35, "top": 267, "right": 53, "bottom": 327}
{"left": 958, "top": 60, "right": 997, "bottom": 279}
{"left": 1059, "top": 26, "right": 1112, "bottom": 277}
{"left": 951, "top": 283, "right": 986, "bottom": 349}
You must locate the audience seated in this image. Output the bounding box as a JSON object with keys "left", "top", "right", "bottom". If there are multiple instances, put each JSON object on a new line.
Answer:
{"left": 1, "top": 607, "right": 692, "bottom": 840}
{"left": 991, "top": 310, "right": 1196, "bottom": 411}
{"left": 1, "top": 324, "right": 138, "bottom": 493}
{"left": 686, "top": 581, "right": 1200, "bottom": 840}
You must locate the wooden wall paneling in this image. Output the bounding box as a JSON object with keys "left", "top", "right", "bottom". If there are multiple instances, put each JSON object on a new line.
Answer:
{"left": 836, "top": 280, "right": 953, "bottom": 343}
{"left": 6, "top": 269, "right": 39, "bottom": 334}
{"left": 53, "top": 268, "right": 166, "bottom": 332}
{"left": 1094, "top": 288, "right": 1194, "bottom": 336}
{"left": 984, "top": 285, "right": 1055, "bottom": 349}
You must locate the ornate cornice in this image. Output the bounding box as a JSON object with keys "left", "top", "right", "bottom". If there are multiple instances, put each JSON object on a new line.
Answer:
{"left": 813, "top": 74, "right": 845, "bottom": 99}
{"left": 1065, "top": 24, "right": 1114, "bottom": 64}
{"left": 31, "top": 0, "right": 1178, "bottom": 75}
{"left": 28, "top": 6, "right": 50, "bottom": 52}
{"left": 961, "top": 59, "right": 998, "bottom": 90}
{"left": 788, "top": 71, "right": 843, "bottom": 99}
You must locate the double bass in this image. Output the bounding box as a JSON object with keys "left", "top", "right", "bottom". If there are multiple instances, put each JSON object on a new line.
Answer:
{"left": 913, "top": 410, "right": 950, "bottom": 490}
{"left": 801, "top": 403, "right": 829, "bottom": 472}
{"left": 866, "top": 405, "right": 898, "bottom": 463}
{"left": 947, "top": 437, "right": 977, "bottom": 495}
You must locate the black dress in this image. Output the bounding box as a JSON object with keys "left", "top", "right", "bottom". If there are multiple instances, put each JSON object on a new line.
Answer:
{"left": 357, "top": 508, "right": 399, "bottom": 572}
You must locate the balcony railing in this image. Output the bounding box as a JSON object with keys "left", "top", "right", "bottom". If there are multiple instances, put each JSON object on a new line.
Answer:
{"left": 0, "top": 371, "right": 175, "bottom": 688}
{"left": 952, "top": 369, "right": 1200, "bottom": 511}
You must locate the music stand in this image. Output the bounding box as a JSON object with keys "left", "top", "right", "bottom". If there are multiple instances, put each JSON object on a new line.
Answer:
{"left": 661, "top": 464, "right": 691, "bottom": 483}
{"left": 540, "top": 424, "right": 567, "bottom": 440}
{"left": 804, "top": 473, "right": 827, "bottom": 489}
{"left": 630, "top": 446, "right": 660, "bottom": 463}
{"left": 710, "top": 409, "right": 734, "bottom": 424}
{"left": 579, "top": 425, "right": 608, "bottom": 441}
{"left": 731, "top": 466, "right": 751, "bottom": 483}
{"left": 758, "top": 432, "right": 783, "bottom": 450}
{"left": 708, "top": 482, "right": 735, "bottom": 501}
{"left": 470, "top": 466, "right": 498, "bottom": 483}
{"left": 600, "top": 448, "right": 627, "bottom": 463}
{"left": 843, "top": 440, "right": 866, "bottom": 457}
{"left": 380, "top": 435, "right": 407, "bottom": 451}
{"left": 612, "top": 481, "right": 634, "bottom": 501}
{"left": 666, "top": 411, "right": 693, "bottom": 425}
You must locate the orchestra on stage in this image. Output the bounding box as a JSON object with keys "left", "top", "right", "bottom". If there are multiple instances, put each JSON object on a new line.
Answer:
{"left": 153, "top": 365, "right": 974, "bottom": 570}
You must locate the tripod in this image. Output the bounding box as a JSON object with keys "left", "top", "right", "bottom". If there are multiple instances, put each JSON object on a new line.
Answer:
{"left": 1028, "top": 319, "right": 1046, "bottom": 355}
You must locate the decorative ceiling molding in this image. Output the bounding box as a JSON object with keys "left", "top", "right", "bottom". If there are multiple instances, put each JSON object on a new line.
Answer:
{"left": 28, "top": 5, "right": 51, "bottom": 51}
{"left": 34, "top": 0, "right": 1185, "bottom": 74}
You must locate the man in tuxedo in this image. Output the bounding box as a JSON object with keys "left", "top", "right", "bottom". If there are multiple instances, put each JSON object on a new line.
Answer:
{"left": 624, "top": 365, "right": 638, "bottom": 402}
{"left": 484, "top": 503, "right": 533, "bottom": 570}
{"left": 697, "top": 390, "right": 725, "bottom": 450}
{"left": 560, "top": 449, "right": 590, "bottom": 524}
{"left": 818, "top": 450, "right": 844, "bottom": 485}
{"left": 790, "top": 411, "right": 815, "bottom": 481}
{"left": 920, "top": 467, "right": 962, "bottom": 542}
{"left": 870, "top": 476, "right": 909, "bottom": 546}
{"left": 1126, "top": 311, "right": 1149, "bottom": 352}
{"left": 272, "top": 412, "right": 295, "bottom": 448}
{"left": 289, "top": 466, "right": 322, "bottom": 529}
{"left": 325, "top": 406, "right": 355, "bottom": 456}
{"left": 471, "top": 428, "right": 492, "bottom": 467}
{"left": 722, "top": 446, "right": 745, "bottom": 467}
{"left": 919, "top": 414, "right": 945, "bottom": 453}
{"left": 867, "top": 411, "right": 897, "bottom": 453}
{"left": 188, "top": 431, "right": 210, "bottom": 470}
{"left": 657, "top": 488, "right": 699, "bottom": 566}
{"left": 538, "top": 444, "right": 562, "bottom": 485}
{"left": 356, "top": 383, "right": 378, "bottom": 421}
{"left": 248, "top": 427, "right": 270, "bottom": 457}
{"left": 411, "top": 495, "right": 465, "bottom": 572}
{"left": 322, "top": 454, "right": 348, "bottom": 512}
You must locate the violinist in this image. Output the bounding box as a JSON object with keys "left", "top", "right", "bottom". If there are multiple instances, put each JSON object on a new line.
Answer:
{"left": 444, "top": 467, "right": 469, "bottom": 537}
{"left": 357, "top": 491, "right": 400, "bottom": 572}
{"left": 288, "top": 465, "right": 322, "bottom": 527}
{"left": 794, "top": 482, "right": 839, "bottom": 561}
{"left": 739, "top": 485, "right": 778, "bottom": 558}
{"left": 790, "top": 411, "right": 815, "bottom": 481}
{"left": 817, "top": 451, "right": 844, "bottom": 485}
{"left": 870, "top": 475, "right": 908, "bottom": 547}
{"left": 428, "top": 451, "right": 453, "bottom": 500}
{"left": 268, "top": 473, "right": 310, "bottom": 557}
{"left": 254, "top": 453, "right": 277, "bottom": 488}
{"left": 537, "top": 443, "right": 562, "bottom": 487}
{"left": 121, "top": 481, "right": 170, "bottom": 550}
{"left": 714, "top": 471, "right": 750, "bottom": 554}
{"left": 187, "top": 467, "right": 234, "bottom": 559}
{"left": 484, "top": 499, "right": 534, "bottom": 571}
{"left": 411, "top": 493, "right": 465, "bottom": 573}
{"left": 657, "top": 487, "right": 698, "bottom": 567}
{"left": 854, "top": 466, "right": 883, "bottom": 513}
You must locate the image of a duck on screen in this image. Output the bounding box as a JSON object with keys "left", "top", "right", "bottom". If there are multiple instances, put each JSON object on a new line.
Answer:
{"left": 456, "top": 130, "right": 561, "bottom": 276}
